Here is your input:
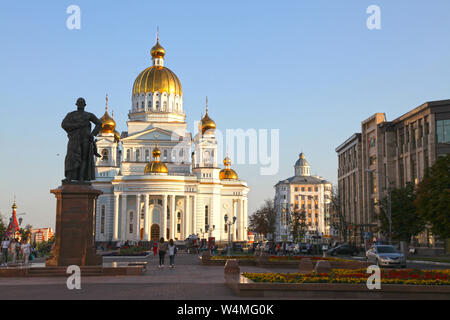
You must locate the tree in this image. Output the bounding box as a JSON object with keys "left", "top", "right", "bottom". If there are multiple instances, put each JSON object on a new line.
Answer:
{"left": 248, "top": 199, "right": 277, "bottom": 239}
{"left": 19, "top": 224, "right": 33, "bottom": 242}
{"left": 289, "top": 208, "right": 308, "bottom": 243}
{"left": 378, "top": 182, "right": 425, "bottom": 243}
{"left": 0, "top": 213, "right": 6, "bottom": 240}
{"left": 330, "top": 187, "right": 347, "bottom": 243}
{"left": 415, "top": 155, "right": 450, "bottom": 241}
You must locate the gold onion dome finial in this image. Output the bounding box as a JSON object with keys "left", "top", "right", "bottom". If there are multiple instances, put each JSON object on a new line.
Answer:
{"left": 219, "top": 155, "right": 238, "bottom": 180}
{"left": 151, "top": 27, "right": 165, "bottom": 59}
{"left": 100, "top": 94, "right": 116, "bottom": 134}
{"left": 201, "top": 97, "right": 216, "bottom": 134}
{"left": 145, "top": 136, "right": 168, "bottom": 174}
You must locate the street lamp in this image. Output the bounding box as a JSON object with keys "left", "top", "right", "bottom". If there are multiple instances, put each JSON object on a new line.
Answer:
{"left": 224, "top": 214, "right": 237, "bottom": 256}
{"left": 366, "top": 169, "right": 392, "bottom": 245}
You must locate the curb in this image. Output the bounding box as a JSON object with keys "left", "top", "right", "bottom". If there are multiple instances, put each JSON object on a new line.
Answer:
{"left": 407, "top": 260, "right": 450, "bottom": 266}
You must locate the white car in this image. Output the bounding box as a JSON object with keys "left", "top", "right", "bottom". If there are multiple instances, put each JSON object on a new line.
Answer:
{"left": 366, "top": 245, "right": 406, "bottom": 268}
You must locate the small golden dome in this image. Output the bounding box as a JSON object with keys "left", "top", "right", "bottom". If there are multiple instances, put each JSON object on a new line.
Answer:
{"left": 201, "top": 101, "right": 216, "bottom": 134}
{"left": 219, "top": 168, "right": 238, "bottom": 180}
{"left": 151, "top": 40, "right": 165, "bottom": 59}
{"left": 144, "top": 161, "right": 168, "bottom": 174}
{"left": 100, "top": 96, "right": 116, "bottom": 134}
{"left": 12, "top": 202, "right": 17, "bottom": 209}
{"left": 219, "top": 155, "right": 238, "bottom": 180}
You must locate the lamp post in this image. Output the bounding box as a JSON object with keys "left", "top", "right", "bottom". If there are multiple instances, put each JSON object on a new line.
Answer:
{"left": 366, "top": 169, "right": 392, "bottom": 245}
{"left": 224, "top": 214, "right": 236, "bottom": 256}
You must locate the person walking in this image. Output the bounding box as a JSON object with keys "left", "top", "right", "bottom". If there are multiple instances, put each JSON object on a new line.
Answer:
{"left": 153, "top": 240, "right": 158, "bottom": 256}
{"left": 1, "top": 238, "right": 10, "bottom": 266}
{"left": 168, "top": 239, "right": 177, "bottom": 268}
{"left": 10, "top": 239, "right": 18, "bottom": 264}
{"left": 21, "top": 240, "right": 31, "bottom": 265}
{"left": 158, "top": 237, "right": 167, "bottom": 268}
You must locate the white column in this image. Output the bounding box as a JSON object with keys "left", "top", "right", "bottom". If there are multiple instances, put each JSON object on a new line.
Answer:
{"left": 242, "top": 199, "right": 247, "bottom": 241}
{"left": 185, "top": 195, "right": 191, "bottom": 236}
{"left": 121, "top": 194, "right": 127, "bottom": 241}
{"left": 136, "top": 194, "right": 141, "bottom": 241}
{"left": 113, "top": 194, "right": 119, "bottom": 241}
{"left": 144, "top": 194, "right": 149, "bottom": 241}
{"left": 169, "top": 195, "right": 175, "bottom": 240}
{"left": 162, "top": 195, "right": 167, "bottom": 240}
{"left": 192, "top": 195, "right": 197, "bottom": 236}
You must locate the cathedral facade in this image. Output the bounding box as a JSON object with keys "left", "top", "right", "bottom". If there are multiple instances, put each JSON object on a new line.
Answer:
{"left": 92, "top": 38, "right": 249, "bottom": 244}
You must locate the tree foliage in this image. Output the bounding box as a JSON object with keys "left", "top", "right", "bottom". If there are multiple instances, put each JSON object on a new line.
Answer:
{"left": 0, "top": 214, "right": 6, "bottom": 239}
{"left": 289, "top": 208, "right": 308, "bottom": 243}
{"left": 378, "top": 182, "right": 425, "bottom": 242}
{"left": 330, "top": 187, "right": 347, "bottom": 242}
{"left": 415, "top": 155, "right": 450, "bottom": 240}
{"left": 248, "top": 199, "right": 277, "bottom": 238}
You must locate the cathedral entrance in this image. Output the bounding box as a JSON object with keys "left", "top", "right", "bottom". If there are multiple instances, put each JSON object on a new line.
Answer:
{"left": 150, "top": 224, "right": 160, "bottom": 241}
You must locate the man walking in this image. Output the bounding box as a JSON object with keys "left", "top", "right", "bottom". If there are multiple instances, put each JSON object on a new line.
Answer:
{"left": 1, "top": 238, "right": 10, "bottom": 266}
{"left": 21, "top": 240, "right": 31, "bottom": 265}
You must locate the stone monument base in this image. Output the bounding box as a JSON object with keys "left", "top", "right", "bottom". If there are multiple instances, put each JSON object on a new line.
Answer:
{"left": 46, "top": 182, "right": 102, "bottom": 267}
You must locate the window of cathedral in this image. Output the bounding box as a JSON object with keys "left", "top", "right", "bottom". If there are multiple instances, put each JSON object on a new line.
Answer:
{"left": 156, "top": 101, "right": 160, "bottom": 110}
{"left": 177, "top": 212, "right": 181, "bottom": 219}
{"left": 205, "top": 205, "right": 209, "bottom": 226}
{"left": 126, "top": 149, "right": 131, "bottom": 161}
{"left": 145, "top": 149, "right": 150, "bottom": 162}
{"left": 224, "top": 224, "right": 227, "bottom": 233}
{"left": 129, "top": 211, "right": 134, "bottom": 234}
{"left": 136, "top": 150, "right": 140, "bottom": 162}
{"left": 163, "top": 101, "right": 167, "bottom": 110}
{"left": 102, "top": 149, "right": 108, "bottom": 162}
{"left": 177, "top": 224, "right": 181, "bottom": 233}
{"left": 163, "top": 149, "right": 167, "bottom": 161}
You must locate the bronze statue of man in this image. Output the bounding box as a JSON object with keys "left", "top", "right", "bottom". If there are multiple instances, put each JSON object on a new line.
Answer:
{"left": 62, "top": 98, "right": 102, "bottom": 183}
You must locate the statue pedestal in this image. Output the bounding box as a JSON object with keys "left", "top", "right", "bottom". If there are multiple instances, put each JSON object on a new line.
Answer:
{"left": 46, "top": 183, "right": 102, "bottom": 267}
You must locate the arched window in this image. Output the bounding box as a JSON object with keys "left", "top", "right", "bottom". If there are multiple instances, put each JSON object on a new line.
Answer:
{"left": 141, "top": 101, "right": 144, "bottom": 109}
{"left": 100, "top": 205, "right": 105, "bottom": 234}
{"left": 163, "top": 101, "right": 167, "bottom": 110}
{"left": 156, "top": 101, "right": 160, "bottom": 110}
{"left": 136, "top": 150, "right": 140, "bottom": 162}
{"left": 101, "top": 149, "right": 108, "bottom": 162}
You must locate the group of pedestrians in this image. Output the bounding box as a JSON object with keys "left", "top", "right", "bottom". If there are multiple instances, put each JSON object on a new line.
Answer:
{"left": 154, "top": 237, "right": 177, "bottom": 269}
{"left": 1, "top": 237, "right": 33, "bottom": 266}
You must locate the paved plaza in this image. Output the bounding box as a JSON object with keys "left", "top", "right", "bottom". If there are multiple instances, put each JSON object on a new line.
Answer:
{"left": 0, "top": 253, "right": 448, "bottom": 300}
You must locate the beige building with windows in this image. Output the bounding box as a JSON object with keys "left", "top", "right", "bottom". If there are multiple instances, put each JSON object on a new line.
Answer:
{"left": 336, "top": 99, "right": 450, "bottom": 245}
{"left": 274, "top": 153, "right": 332, "bottom": 242}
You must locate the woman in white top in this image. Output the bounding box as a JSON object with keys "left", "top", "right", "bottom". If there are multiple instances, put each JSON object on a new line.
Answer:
{"left": 168, "top": 239, "right": 177, "bottom": 268}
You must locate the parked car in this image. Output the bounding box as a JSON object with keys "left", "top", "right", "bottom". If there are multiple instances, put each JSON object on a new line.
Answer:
{"left": 366, "top": 245, "right": 406, "bottom": 268}
{"left": 327, "top": 243, "right": 359, "bottom": 256}
{"left": 294, "top": 243, "right": 309, "bottom": 254}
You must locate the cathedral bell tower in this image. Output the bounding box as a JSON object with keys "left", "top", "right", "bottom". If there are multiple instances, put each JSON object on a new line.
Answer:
{"left": 193, "top": 97, "right": 220, "bottom": 179}
{"left": 95, "top": 95, "right": 121, "bottom": 179}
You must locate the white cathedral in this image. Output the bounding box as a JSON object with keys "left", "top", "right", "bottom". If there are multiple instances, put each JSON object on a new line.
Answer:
{"left": 92, "top": 37, "right": 249, "bottom": 244}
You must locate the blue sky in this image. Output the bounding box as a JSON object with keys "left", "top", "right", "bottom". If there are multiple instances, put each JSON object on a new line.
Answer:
{"left": 1, "top": 0, "right": 450, "bottom": 229}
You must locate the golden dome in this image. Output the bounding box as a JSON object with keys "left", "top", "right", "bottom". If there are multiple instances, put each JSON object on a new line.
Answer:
{"left": 133, "top": 39, "right": 182, "bottom": 96}
{"left": 100, "top": 95, "right": 116, "bottom": 134}
{"left": 219, "top": 168, "right": 238, "bottom": 180}
{"left": 219, "top": 155, "right": 238, "bottom": 180}
{"left": 201, "top": 101, "right": 216, "bottom": 134}
{"left": 12, "top": 202, "right": 17, "bottom": 209}
{"left": 133, "top": 66, "right": 182, "bottom": 96}
{"left": 151, "top": 40, "right": 165, "bottom": 59}
{"left": 144, "top": 161, "right": 168, "bottom": 174}
{"left": 144, "top": 144, "right": 168, "bottom": 174}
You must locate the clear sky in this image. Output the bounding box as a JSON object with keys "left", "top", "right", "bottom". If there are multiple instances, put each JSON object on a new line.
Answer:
{"left": 1, "top": 0, "right": 450, "bottom": 229}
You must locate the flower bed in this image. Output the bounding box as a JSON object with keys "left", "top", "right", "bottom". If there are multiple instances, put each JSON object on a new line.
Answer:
{"left": 268, "top": 256, "right": 347, "bottom": 262}
{"left": 242, "top": 269, "right": 450, "bottom": 286}
{"left": 210, "top": 256, "right": 255, "bottom": 260}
